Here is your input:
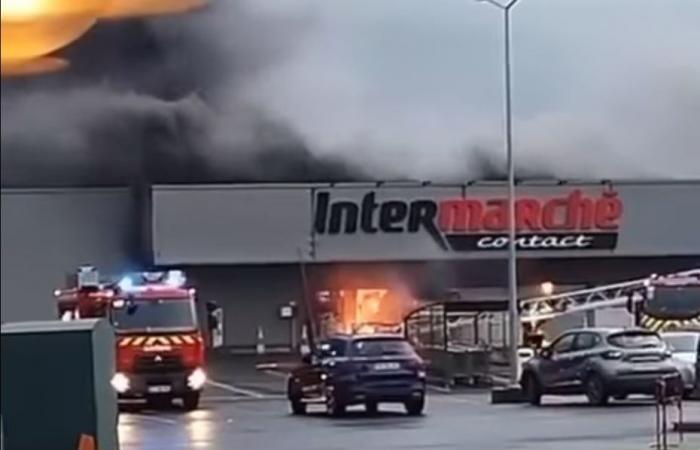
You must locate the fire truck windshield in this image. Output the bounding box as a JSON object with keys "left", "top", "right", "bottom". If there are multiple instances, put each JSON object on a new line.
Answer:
{"left": 646, "top": 285, "right": 700, "bottom": 320}
{"left": 111, "top": 297, "right": 197, "bottom": 331}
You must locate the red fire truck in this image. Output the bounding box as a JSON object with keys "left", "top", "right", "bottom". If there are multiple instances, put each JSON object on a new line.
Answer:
{"left": 55, "top": 266, "right": 208, "bottom": 410}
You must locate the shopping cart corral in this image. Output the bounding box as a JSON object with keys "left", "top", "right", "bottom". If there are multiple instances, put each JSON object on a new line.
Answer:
{"left": 404, "top": 297, "right": 509, "bottom": 388}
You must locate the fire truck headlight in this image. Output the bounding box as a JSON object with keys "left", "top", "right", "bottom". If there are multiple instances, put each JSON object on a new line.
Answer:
{"left": 188, "top": 368, "right": 207, "bottom": 390}
{"left": 111, "top": 372, "right": 130, "bottom": 393}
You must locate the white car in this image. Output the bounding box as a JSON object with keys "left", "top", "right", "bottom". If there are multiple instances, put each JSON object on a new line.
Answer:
{"left": 661, "top": 331, "right": 700, "bottom": 397}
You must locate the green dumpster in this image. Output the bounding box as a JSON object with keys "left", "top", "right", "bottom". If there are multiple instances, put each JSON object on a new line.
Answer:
{"left": 1, "top": 319, "right": 118, "bottom": 450}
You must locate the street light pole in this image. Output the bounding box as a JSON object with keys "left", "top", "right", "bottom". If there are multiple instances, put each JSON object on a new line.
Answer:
{"left": 478, "top": 0, "right": 521, "bottom": 386}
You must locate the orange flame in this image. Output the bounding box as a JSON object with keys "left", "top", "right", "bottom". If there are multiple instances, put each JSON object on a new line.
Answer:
{"left": 1, "top": 55, "right": 67, "bottom": 76}
{"left": 0, "top": 0, "right": 106, "bottom": 71}
{"left": 1, "top": 14, "right": 97, "bottom": 62}
{"left": 0, "top": 0, "right": 207, "bottom": 78}
{"left": 317, "top": 268, "right": 416, "bottom": 335}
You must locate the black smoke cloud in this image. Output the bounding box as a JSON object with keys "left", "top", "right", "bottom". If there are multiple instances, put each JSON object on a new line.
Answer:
{"left": 0, "top": 3, "right": 375, "bottom": 187}
{"left": 0, "top": 1, "right": 554, "bottom": 187}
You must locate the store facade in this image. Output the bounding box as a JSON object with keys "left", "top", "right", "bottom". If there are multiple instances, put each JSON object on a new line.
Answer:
{"left": 2, "top": 180, "right": 699, "bottom": 348}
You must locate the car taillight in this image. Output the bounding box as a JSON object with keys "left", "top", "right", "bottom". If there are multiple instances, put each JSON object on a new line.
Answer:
{"left": 602, "top": 350, "right": 623, "bottom": 360}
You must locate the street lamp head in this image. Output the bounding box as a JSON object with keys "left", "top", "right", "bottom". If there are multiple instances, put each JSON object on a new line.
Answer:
{"left": 475, "top": 0, "right": 503, "bottom": 7}
{"left": 474, "top": 0, "right": 521, "bottom": 9}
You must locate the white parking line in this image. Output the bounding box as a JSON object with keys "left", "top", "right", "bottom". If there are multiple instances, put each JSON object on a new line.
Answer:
{"left": 263, "top": 370, "right": 288, "bottom": 379}
{"left": 206, "top": 379, "right": 266, "bottom": 399}
{"left": 204, "top": 395, "right": 286, "bottom": 402}
{"left": 426, "top": 384, "right": 453, "bottom": 394}
{"left": 255, "top": 362, "right": 280, "bottom": 370}
{"left": 127, "top": 415, "right": 178, "bottom": 425}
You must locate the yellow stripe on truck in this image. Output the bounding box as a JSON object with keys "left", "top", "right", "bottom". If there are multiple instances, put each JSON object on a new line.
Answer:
{"left": 132, "top": 336, "right": 146, "bottom": 346}
{"left": 119, "top": 337, "right": 132, "bottom": 347}
{"left": 170, "top": 336, "right": 182, "bottom": 345}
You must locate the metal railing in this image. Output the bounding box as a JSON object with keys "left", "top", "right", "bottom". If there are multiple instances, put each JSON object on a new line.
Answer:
{"left": 654, "top": 374, "right": 685, "bottom": 450}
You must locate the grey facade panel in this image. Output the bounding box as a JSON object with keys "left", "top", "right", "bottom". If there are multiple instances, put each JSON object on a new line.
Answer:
{"left": 187, "top": 266, "right": 304, "bottom": 348}
{"left": 1, "top": 189, "right": 133, "bottom": 322}
{"left": 152, "top": 185, "right": 312, "bottom": 265}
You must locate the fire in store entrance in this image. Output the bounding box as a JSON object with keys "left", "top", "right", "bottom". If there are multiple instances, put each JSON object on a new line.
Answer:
{"left": 313, "top": 288, "right": 416, "bottom": 337}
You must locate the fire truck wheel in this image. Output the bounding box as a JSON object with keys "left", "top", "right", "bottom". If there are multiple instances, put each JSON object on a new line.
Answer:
{"left": 290, "top": 398, "right": 306, "bottom": 415}
{"left": 183, "top": 392, "right": 201, "bottom": 411}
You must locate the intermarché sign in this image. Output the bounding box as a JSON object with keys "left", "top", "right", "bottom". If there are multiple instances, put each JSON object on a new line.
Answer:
{"left": 313, "top": 189, "right": 623, "bottom": 251}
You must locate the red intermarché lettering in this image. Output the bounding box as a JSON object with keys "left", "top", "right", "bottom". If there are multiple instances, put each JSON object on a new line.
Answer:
{"left": 438, "top": 190, "right": 622, "bottom": 233}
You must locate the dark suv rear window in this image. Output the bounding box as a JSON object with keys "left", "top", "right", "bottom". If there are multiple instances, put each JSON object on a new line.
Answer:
{"left": 351, "top": 338, "right": 417, "bottom": 357}
{"left": 608, "top": 332, "right": 663, "bottom": 349}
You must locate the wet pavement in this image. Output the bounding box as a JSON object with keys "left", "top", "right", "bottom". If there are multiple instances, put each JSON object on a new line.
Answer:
{"left": 117, "top": 355, "right": 700, "bottom": 450}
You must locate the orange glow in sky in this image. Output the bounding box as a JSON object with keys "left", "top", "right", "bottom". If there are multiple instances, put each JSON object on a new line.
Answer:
{"left": 101, "top": 0, "right": 206, "bottom": 19}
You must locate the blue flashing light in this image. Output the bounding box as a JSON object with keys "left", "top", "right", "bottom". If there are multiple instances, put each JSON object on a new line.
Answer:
{"left": 118, "top": 276, "right": 134, "bottom": 291}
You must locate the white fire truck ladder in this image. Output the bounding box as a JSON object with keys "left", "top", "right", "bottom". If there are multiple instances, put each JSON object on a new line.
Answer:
{"left": 519, "top": 268, "right": 700, "bottom": 326}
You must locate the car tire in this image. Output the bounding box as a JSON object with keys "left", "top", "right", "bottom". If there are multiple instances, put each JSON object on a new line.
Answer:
{"left": 404, "top": 397, "right": 425, "bottom": 416}
{"left": 287, "top": 380, "right": 306, "bottom": 415}
{"left": 326, "top": 390, "right": 346, "bottom": 417}
{"left": 290, "top": 398, "right": 307, "bottom": 415}
{"left": 365, "top": 401, "right": 378, "bottom": 415}
{"left": 585, "top": 374, "right": 609, "bottom": 406}
{"left": 522, "top": 373, "right": 542, "bottom": 406}
{"left": 182, "top": 392, "right": 201, "bottom": 411}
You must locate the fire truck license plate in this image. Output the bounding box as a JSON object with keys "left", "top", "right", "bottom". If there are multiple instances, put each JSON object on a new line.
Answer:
{"left": 147, "top": 385, "right": 172, "bottom": 393}
{"left": 373, "top": 362, "right": 400, "bottom": 371}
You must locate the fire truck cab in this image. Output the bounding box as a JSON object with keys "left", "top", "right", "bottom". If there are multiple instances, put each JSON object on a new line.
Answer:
{"left": 642, "top": 272, "right": 700, "bottom": 324}
{"left": 55, "top": 267, "right": 207, "bottom": 410}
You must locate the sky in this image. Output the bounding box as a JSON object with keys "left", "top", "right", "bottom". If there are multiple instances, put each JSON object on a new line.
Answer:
{"left": 238, "top": 0, "right": 700, "bottom": 179}
{"left": 1, "top": 0, "right": 699, "bottom": 184}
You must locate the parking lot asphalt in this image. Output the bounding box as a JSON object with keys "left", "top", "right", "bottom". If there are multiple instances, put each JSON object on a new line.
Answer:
{"left": 117, "top": 354, "right": 700, "bottom": 450}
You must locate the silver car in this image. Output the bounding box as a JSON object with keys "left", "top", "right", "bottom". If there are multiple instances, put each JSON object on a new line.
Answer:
{"left": 521, "top": 328, "right": 680, "bottom": 406}
{"left": 661, "top": 331, "right": 700, "bottom": 397}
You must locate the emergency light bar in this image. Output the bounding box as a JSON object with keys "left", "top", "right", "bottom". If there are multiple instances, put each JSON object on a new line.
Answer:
{"left": 116, "top": 270, "right": 187, "bottom": 292}
{"left": 77, "top": 266, "right": 100, "bottom": 288}
{"left": 648, "top": 273, "right": 700, "bottom": 287}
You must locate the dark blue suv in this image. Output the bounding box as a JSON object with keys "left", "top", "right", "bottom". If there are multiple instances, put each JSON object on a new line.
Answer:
{"left": 287, "top": 334, "right": 427, "bottom": 416}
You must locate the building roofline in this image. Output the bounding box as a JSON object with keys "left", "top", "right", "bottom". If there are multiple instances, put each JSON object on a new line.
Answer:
{"left": 151, "top": 178, "right": 700, "bottom": 191}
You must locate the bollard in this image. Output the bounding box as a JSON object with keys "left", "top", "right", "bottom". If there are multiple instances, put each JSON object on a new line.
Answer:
{"left": 256, "top": 326, "right": 266, "bottom": 355}
{"left": 299, "top": 324, "right": 310, "bottom": 356}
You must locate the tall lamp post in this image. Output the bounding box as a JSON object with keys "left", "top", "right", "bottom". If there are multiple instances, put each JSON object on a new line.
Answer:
{"left": 477, "top": 0, "right": 522, "bottom": 386}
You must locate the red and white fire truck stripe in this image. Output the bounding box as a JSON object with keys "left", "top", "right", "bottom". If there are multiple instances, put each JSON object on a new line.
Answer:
{"left": 118, "top": 335, "right": 200, "bottom": 347}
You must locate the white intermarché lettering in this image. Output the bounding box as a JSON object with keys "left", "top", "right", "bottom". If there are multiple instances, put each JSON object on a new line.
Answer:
{"left": 476, "top": 235, "right": 594, "bottom": 250}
